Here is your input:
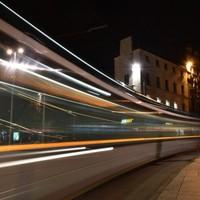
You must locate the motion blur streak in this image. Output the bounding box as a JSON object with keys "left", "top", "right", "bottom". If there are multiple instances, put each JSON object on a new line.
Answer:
{"left": 1, "top": 136, "right": 200, "bottom": 153}
{"left": 0, "top": 80, "right": 112, "bottom": 112}
{"left": 0, "top": 1, "right": 129, "bottom": 91}
{"left": 0, "top": 58, "right": 121, "bottom": 108}
{"left": 0, "top": 147, "right": 87, "bottom": 159}
{"left": 26, "top": 56, "right": 111, "bottom": 96}
{"left": 0, "top": 147, "right": 114, "bottom": 168}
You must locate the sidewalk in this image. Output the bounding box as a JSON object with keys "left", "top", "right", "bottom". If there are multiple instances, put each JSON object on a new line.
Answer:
{"left": 157, "top": 153, "right": 200, "bottom": 200}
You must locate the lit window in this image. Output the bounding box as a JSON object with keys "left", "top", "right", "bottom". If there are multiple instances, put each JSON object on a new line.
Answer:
{"left": 174, "top": 102, "right": 178, "bottom": 109}
{"left": 146, "top": 94, "right": 151, "bottom": 98}
{"left": 165, "top": 100, "right": 170, "bottom": 106}
{"left": 156, "top": 97, "right": 161, "bottom": 103}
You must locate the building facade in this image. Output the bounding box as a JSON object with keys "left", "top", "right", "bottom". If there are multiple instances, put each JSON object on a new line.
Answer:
{"left": 114, "top": 37, "right": 190, "bottom": 112}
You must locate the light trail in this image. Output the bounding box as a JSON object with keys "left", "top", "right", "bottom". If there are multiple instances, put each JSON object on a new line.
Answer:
{"left": 0, "top": 1, "right": 131, "bottom": 92}
{"left": 0, "top": 57, "right": 126, "bottom": 111}
{"left": 0, "top": 136, "right": 200, "bottom": 153}
{"left": 0, "top": 147, "right": 114, "bottom": 168}
{"left": 0, "top": 118, "right": 62, "bottom": 140}
{"left": 24, "top": 56, "right": 111, "bottom": 96}
{"left": 0, "top": 81, "right": 112, "bottom": 112}
{"left": 0, "top": 147, "right": 87, "bottom": 159}
{"left": 18, "top": 92, "right": 119, "bottom": 123}
{"left": 0, "top": 4, "right": 199, "bottom": 121}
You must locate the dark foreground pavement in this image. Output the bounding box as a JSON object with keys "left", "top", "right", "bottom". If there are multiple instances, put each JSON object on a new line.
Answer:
{"left": 75, "top": 151, "right": 200, "bottom": 200}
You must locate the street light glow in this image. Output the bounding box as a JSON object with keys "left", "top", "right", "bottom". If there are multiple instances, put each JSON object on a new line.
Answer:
{"left": 186, "top": 61, "right": 193, "bottom": 72}
{"left": 6, "top": 48, "right": 13, "bottom": 55}
{"left": 17, "top": 47, "right": 24, "bottom": 54}
{"left": 131, "top": 62, "right": 141, "bottom": 92}
{"left": 7, "top": 47, "right": 24, "bottom": 56}
{"left": 131, "top": 63, "right": 141, "bottom": 71}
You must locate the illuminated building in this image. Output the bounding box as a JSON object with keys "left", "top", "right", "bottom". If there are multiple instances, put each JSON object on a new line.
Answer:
{"left": 114, "top": 36, "right": 191, "bottom": 112}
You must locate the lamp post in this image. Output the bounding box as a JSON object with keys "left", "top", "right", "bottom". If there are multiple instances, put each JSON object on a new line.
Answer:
{"left": 6, "top": 47, "right": 24, "bottom": 144}
{"left": 186, "top": 60, "right": 200, "bottom": 113}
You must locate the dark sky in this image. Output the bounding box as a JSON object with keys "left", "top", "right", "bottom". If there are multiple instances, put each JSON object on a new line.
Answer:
{"left": 1, "top": 0, "right": 200, "bottom": 76}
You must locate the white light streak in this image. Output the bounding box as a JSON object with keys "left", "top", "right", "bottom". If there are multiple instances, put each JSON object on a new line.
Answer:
{"left": 0, "top": 2, "right": 199, "bottom": 121}
{"left": 26, "top": 57, "right": 111, "bottom": 96}
{"left": 0, "top": 58, "right": 113, "bottom": 105}
{"left": 0, "top": 81, "right": 112, "bottom": 112}
{"left": 0, "top": 147, "right": 87, "bottom": 159}
{"left": 0, "top": 1, "right": 134, "bottom": 95}
{"left": 0, "top": 147, "right": 114, "bottom": 168}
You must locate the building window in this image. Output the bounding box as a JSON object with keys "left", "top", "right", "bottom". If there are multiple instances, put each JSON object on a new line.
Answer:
{"left": 180, "top": 71, "right": 184, "bottom": 79}
{"left": 156, "top": 97, "right": 161, "bottom": 103}
{"left": 165, "top": 80, "right": 169, "bottom": 91}
{"left": 182, "top": 103, "right": 185, "bottom": 111}
{"left": 165, "top": 100, "right": 170, "bottom": 106}
{"left": 124, "top": 74, "right": 129, "bottom": 85}
{"left": 146, "top": 94, "right": 151, "bottom": 98}
{"left": 181, "top": 85, "right": 184, "bottom": 95}
{"left": 173, "top": 82, "right": 177, "bottom": 93}
{"left": 172, "top": 66, "right": 176, "bottom": 73}
{"left": 156, "top": 76, "right": 161, "bottom": 88}
{"left": 145, "top": 73, "right": 150, "bottom": 86}
{"left": 174, "top": 102, "right": 178, "bottom": 109}
{"left": 145, "top": 55, "right": 149, "bottom": 63}
{"left": 164, "top": 63, "right": 168, "bottom": 70}
{"left": 156, "top": 59, "right": 160, "bottom": 67}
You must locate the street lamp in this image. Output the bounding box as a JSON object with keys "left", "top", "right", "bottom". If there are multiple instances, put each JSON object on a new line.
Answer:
{"left": 131, "top": 62, "right": 141, "bottom": 92}
{"left": 186, "top": 61, "right": 193, "bottom": 73}
{"left": 185, "top": 60, "right": 200, "bottom": 113}
{"left": 6, "top": 47, "right": 24, "bottom": 144}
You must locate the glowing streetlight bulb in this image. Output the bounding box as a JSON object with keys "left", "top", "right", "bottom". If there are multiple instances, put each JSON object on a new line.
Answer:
{"left": 132, "top": 63, "right": 141, "bottom": 71}
{"left": 17, "top": 47, "right": 24, "bottom": 54}
{"left": 6, "top": 49, "right": 13, "bottom": 55}
{"left": 186, "top": 61, "right": 193, "bottom": 72}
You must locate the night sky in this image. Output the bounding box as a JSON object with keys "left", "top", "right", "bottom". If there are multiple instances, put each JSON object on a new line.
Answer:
{"left": 1, "top": 0, "right": 200, "bottom": 76}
